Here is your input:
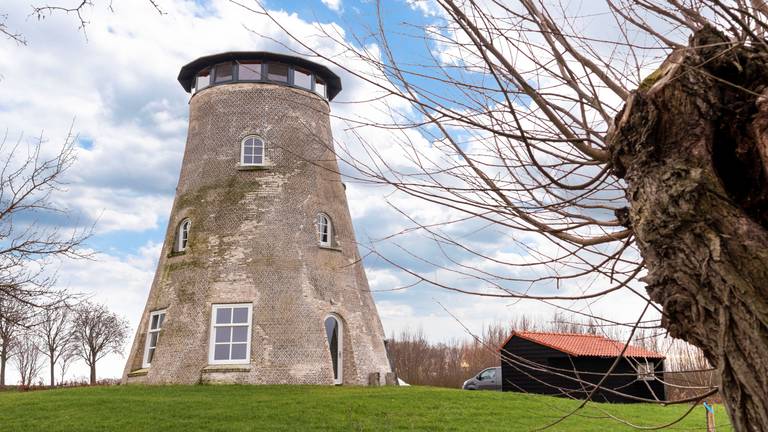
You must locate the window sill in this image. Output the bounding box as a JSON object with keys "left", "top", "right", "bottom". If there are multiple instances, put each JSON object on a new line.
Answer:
{"left": 237, "top": 165, "right": 271, "bottom": 171}
{"left": 127, "top": 368, "right": 149, "bottom": 377}
{"left": 319, "top": 245, "right": 342, "bottom": 252}
{"left": 167, "top": 250, "right": 187, "bottom": 258}
{"left": 202, "top": 364, "right": 252, "bottom": 373}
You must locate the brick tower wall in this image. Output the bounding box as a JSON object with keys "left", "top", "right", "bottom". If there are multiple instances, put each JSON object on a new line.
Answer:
{"left": 122, "top": 81, "right": 391, "bottom": 385}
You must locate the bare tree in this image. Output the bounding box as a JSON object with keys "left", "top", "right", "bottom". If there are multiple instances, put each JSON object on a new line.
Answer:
{"left": 56, "top": 343, "right": 77, "bottom": 385}
{"left": 36, "top": 302, "right": 74, "bottom": 386}
{"left": 0, "top": 130, "right": 90, "bottom": 307}
{"left": 247, "top": 1, "right": 768, "bottom": 429}
{"left": 13, "top": 329, "right": 42, "bottom": 386}
{"left": 0, "top": 295, "right": 27, "bottom": 386}
{"left": 72, "top": 301, "right": 129, "bottom": 385}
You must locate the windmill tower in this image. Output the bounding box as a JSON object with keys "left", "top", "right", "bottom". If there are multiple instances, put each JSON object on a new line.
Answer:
{"left": 122, "top": 52, "right": 392, "bottom": 385}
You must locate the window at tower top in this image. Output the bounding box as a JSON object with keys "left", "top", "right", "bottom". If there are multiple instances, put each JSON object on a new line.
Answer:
{"left": 178, "top": 52, "right": 342, "bottom": 100}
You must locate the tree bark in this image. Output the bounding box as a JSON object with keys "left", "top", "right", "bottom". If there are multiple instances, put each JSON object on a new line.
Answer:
{"left": 608, "top": 26, "right": 768, "bottom": 432}
{"left": 50, "top": 357, "right": 55, "bottom": 387}
{"left": 89, "top": 363, "right": 96, "bottom": 385}
{"left": 0, "top": 348, "right": 5, "bottom": 387}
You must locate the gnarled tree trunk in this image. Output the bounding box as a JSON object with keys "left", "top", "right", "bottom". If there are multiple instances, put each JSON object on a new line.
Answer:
{"left": 608, "top": 26, "right": 768, "bottom": 431}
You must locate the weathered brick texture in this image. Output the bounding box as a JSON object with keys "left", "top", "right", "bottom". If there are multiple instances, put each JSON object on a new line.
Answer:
{"left": 122, "top": 78, "right": 391, "bottom": 385}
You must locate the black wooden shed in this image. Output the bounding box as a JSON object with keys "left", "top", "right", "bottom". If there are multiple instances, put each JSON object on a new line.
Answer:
{"left": 500, "top": 332, "right": 665, "bottom": 403}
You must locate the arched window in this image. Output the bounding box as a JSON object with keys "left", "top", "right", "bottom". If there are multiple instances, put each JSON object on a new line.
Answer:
{"left": 241, "top": 136, "right": 265, "bottom": 166}
{"left": 324, "top": 315, "right": 343, "bottom": 385}
{"left": 176, "top": 219, "right": 191, "bottom": 252}
{"left": 317, "top": 213, "right": 332, "bottom": 247}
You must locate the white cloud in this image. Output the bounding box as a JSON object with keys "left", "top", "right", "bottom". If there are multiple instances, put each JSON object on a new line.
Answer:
{"left": 406, "top": 0, "right": 440, "bottom": 17}
{"left": 321, "top": 0, "right": 343, "bottom": 12}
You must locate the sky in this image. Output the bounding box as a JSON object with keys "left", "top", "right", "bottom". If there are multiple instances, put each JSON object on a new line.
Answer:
{"left": 0, "top": 0, "right": 655, "bottom": 384}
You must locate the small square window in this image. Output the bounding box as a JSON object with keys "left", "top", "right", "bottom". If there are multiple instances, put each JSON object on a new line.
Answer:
{"left": 637, "top": 362, "right": 655, "bottom": 381}
{"left": 214, "top": 63, "right": 233, "bottom": 83}
{"left": 267, "top": 63, "right": 289, "bottom": 83}
{"left": 232, "top": 308, "right": 248, "bottom": 323}
{"left": 232, "top": 326, "right": 248, "bottom": 342}
{"left": 216, "top": 308, "right": 232, "bottom": 324}
{"left": 238, "top": 61, "right": 262, "bottom": 80}
{"left": 231, "top": 344, "right": 247, "bottom": 360}
{"left": 214, "top": 344, "right": 230, "bottom": 361}
{"left": 215, "top": 327, "right": 231, "bottom": 343}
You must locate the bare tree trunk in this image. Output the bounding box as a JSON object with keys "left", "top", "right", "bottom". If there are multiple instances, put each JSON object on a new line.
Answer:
{"left": 89, "top": 362, "right": 96, "bottom": 385}
{"left": 0, "top": 349, "right": 5, "bottom": 387}
{"left": 49, "top": 357, "right": 55, "bottom": 387}
{"left": 609, "top": 26, "right": 768, "bottom": 432}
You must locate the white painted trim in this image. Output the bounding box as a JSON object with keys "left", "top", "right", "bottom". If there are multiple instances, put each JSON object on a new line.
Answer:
{"left": 142, "top": 309, "right": 167, "bottom": 368}
{"left": 208, "top": 303, "right": 253, "bottom": 365}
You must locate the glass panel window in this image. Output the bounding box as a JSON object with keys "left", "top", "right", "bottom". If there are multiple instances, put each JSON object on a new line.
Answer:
{"left": 294, "top": 67, "right": 312, "bottom": 89}
{"left": 232, "top": 326, "right": 248, "bottom": 342}
{"left": 638, "top": 362, "right": 655, "bottom": 381}
{"left": 317, "top": 213, "right": 332, "bottom": 247}
{"left": 241, "top": 136, "right": 265, "bottom": 166}
{"left": 216, "top": 307, "right": 232, "bottom": 324}
{"left": 233, "top": 308, "right": 249, "bottom": 323}
{"left": 143, "top": 310, "right": 167, "bottom": 368}
{"left": 238, "top": 61, "right": 262, "bottom": 80}
{"left": 267, "top": 63, "right": 289, "bottom": 82}
{"left": 209, "top": 304, "right": 252, "bottom": 364}
{"left": 214, "top": 344, "right": 229, "bottom": 361}
{"left": 215, "top": 327, "right": 231, "bottom": 343}
{"left": 214, "top": 62, "right": 233, "bottom": 83}
{"left": 177, "top": 219, "right": 191, "bottom": 252}
{"left": 315, "top": 77, "right": 326, "bottom": 97}
{"left": 231, "top": 344, "right": 247, "bottom": 360}
{"left": 196, "top": 69, "right": 211, "bottom": 91}
{"left": 324, "top": 315, "right": 343, "bottom": 384}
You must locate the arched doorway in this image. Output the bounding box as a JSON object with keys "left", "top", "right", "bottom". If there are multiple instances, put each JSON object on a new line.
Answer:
{"left": 324, "top": 315, "right": 343, "bottom": 385}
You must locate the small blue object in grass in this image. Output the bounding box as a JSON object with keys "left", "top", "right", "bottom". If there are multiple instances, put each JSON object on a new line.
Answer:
{"left": 703, "top": 402, "right": 715, "bottom": 414}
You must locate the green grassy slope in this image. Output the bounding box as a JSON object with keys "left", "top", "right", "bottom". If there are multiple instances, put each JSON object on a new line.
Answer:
{"left": 0, "top": 385, "right": 731, "bottom": 431}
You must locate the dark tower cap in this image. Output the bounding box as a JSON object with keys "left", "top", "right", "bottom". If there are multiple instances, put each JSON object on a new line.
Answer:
{"left": 177, "top": 51, "right": 343, "bottom": 100}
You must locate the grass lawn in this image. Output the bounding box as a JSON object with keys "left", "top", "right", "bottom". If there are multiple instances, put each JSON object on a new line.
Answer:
{"left": 0, "top": 385, "right": 731, "bottom": 431}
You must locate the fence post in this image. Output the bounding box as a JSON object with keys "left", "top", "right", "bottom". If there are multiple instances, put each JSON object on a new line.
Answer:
{"left": 704, "top": 401, "right": 715, "bottom": 432}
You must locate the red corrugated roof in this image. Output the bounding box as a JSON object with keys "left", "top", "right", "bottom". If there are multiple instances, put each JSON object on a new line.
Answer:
{"left": 501, "top": 331, "right": 665, "bottom": 359}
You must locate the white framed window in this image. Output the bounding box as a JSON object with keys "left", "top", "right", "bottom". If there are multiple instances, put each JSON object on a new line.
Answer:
{"left": 317, "top": 213, "right": 332, "bottom": 247}
{"left": 208, "top": 303, "right": 252, "bottom": 365}
{"left": 637, "top": 361, "right": 655, "bottom": 381}
{"left": 143, "top": 309, "right": 166, "bottom": 368}
{"left": 324, "top": 314, "right": 343, "bottom": 385}
{"left": 177, "top": 219, "right": 191, "bottom": 252}
{"left": 241, "top": 136, "right": 265, "bottom": 166}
